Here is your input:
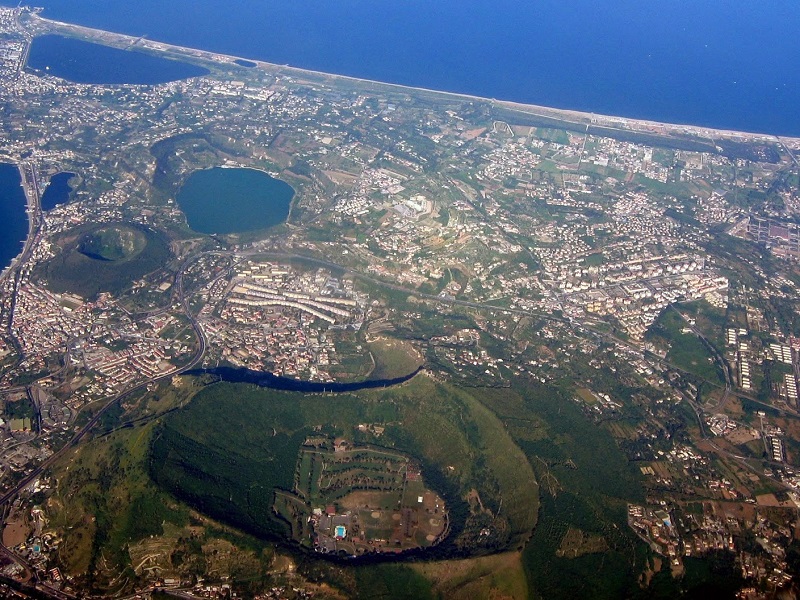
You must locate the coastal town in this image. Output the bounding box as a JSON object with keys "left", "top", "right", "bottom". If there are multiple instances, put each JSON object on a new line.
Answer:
{"left": 0, "top": 3, "right": 800, "bottom": 598}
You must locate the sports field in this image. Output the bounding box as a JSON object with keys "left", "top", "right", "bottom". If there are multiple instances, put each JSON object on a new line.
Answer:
{"left": 273, "top": 440, "right": 447, "bottom": 554}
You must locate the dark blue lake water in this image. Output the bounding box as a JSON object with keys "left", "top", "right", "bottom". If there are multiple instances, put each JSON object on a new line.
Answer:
{"left": 176, "top": 168, "right": 294, "bottom": 234}
{"left": 0, "top": 163, "right": 29, "bottom": 272}
{"left": 27, "top": 34, "right": 209, "bottom": 84}
{"left": 191, "top": 365, "right": 421, "bottom": 392}
{"left": 7, "top": 0, "right": 800, "bottom": 136}
{"left": 40, "top": 171, "right": 75, "bottom": 211}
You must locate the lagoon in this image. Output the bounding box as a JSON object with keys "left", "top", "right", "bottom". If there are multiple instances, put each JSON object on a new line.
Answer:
{"left": 15, "top": 0, "right": 800, "bottom": 136}
{"left": 27, "top": 34, "right": 209, "bottom": 85}
{"left": 176, "top": 167, "right": 295, "bottom": 235}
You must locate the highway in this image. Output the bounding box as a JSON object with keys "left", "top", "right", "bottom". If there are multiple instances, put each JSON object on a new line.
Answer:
{"left": 0, "top": 242, "right": 787, "bottom": 595}
{"left": 1, "top": 162, "right": 41, "bottom": 288}
{"left": 1, "top": 162, "right": 43, "bottom": 399}
{"left": 0, "top": 247, "right": 208, "bottom": 595}
{"left": 0, "top": 250, "right": 213, "bottom": 511}
{"left": 0, "top": 287, "right": 207, "bottom": 511}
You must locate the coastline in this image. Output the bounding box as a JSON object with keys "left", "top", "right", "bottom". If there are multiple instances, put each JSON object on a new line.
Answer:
{"left": 24, "top": 12, "right": 800, "bottom": 145}
{"left": 0, "top": 163, "right": 33, "bottom": 284}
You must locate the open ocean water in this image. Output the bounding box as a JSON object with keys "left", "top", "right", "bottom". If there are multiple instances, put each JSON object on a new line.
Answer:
{"left": 1, "top": 0, "right": 799, "bottom": 269}
{"left": 0, "top": 164, "right": 29, "bottom": 274}
{"left": 9, "top": 0, "right": 800, "bottom": 136}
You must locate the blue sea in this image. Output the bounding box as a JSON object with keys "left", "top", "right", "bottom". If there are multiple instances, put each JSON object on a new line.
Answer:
{"left": 8, "top": 0, "right": 800, "bottom": 137}
{"left": 0, "top": 164, "right": 29, "bottom": 274}
{"left": 2, "top": 0, "right": 799, "bottom": 270}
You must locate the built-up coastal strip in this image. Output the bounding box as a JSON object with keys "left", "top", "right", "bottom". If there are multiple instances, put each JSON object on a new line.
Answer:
{"left": 1, "top": 4, "right": 800, "bottom": 597}
{"left": 24, "top": 11, "right": 800, "bottom": 146}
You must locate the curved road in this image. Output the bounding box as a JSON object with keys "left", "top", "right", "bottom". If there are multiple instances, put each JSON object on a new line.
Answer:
{"left": 0, "top": 253, "right": 207, "bottom": 593}
{"left": 0, "top": 244, "right": 780, "bottom": 593}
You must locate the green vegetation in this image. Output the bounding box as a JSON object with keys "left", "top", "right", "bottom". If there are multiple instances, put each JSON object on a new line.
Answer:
{"left": 48, "top": 422, "right": 188, "bottom": 590}
{"left": 36, "top": 222, "right": 171, "bottom": 299}
{"left": 150, "top": 132, "right": 250, "bottom": 198}
{"left": 352, "top": 564, "right": 435, "bottom": 600}
{"left": 150, "top": 413, "right": 303, "bottom": 541}
{"left": 646, "top": 309, "right": 725, "bottom": 385}
{"left": 367, "top": 338, "right": 423, "bottom": 380}
{"left": 479, "top": 383, "right": 647, "bottom": 600}
{"left": 411, "top": 552, "right": 528, "bottom": 600}
{"left": 78, "top": 224, "right": 146, "bottom": 261}
{"left": 294, "top": 444, "right": 409, "bottom": 506}
{"left": 3, "top": 397, "right": 35, "bottom": 420}
{"left": 149, "top": 374, "right": 539, "bottom": 556}
{"left": 535, "top": 127, "right": 571, "bottom": 145}
{"left": 51, "top": 369, "right": 656, "bottom": 598}
{"left": 583, "top": 252, "right": 604, "bottom": 267}
{"left": 681, "top": 551, "right": 745, "bottom": 597}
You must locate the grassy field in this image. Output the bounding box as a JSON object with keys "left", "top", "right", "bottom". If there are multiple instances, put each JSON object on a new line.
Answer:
{"left": 647, "top": 308, "right": 725, "bottom": 385}
{"left": 678, "top": 300, "right": 728, "bottom": 352}
{"left": 412, "top": 552, "right": 529, "bottom": 600}
{"left": 367, "top": 338, "right": 424, "bottom": 380}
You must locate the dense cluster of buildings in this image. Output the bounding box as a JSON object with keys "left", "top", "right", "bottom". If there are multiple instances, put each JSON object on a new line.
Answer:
{"left": 201, "top": 261, "right": 367, "bottom": 379}
{"left": 2, "top": 5, "right": 800, "bottom": 597}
